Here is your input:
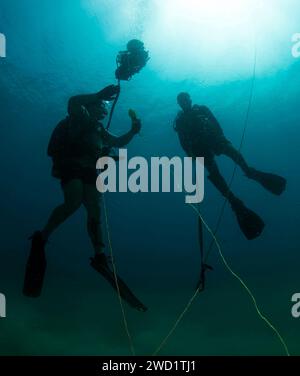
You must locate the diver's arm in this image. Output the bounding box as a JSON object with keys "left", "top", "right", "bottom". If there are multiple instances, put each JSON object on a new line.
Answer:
{"left": 67, "top": 85, "right": 120, "bottom": 117}
{"left": 68, "top": 95, "right": 99, "bottom": 117}
{"left": 102, "top": 120, "right": 141, "bottom": 148}
{"left": 67, "top": 85, "right": 120, "bottom": 143}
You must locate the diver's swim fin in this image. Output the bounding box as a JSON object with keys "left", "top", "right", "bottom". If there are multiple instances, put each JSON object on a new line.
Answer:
{"left": 90, "top": 256, "right": 147, "bottom": 312}
{"left": 231, "top": 199, "right": 265, "bottom": 240}
{"left": 23, "top": 231, "right": 47, "bottom": 298}
{"left": 247, "top": 169, "right": 287, "bottom": 196}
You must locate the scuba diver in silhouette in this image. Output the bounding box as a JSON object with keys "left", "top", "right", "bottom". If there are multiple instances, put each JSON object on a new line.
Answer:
{"left": 174, "top": 92, "right": 287, "bottom": 240}
{"left": 44, "top": 85, "right": 141, "bottom": 260}
{"left": 23, "top": 84, "right": 146, "bottom": 309}
{"left": 23, "top": 39, "right": 150, "bottom": 312}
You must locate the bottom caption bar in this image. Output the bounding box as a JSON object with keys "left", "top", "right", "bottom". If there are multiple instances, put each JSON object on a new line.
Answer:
{"left": 0, "top": 356, "right": 296, "bottom": 374}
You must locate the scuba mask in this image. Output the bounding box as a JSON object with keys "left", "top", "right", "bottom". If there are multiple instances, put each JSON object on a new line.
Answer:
{"left": 115, "top": 39, "right": 150, "bottom": 81}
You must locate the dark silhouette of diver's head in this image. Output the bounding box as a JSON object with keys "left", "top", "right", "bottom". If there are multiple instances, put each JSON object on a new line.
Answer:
{"left": 177, "top": 92, "right": 192, "bottom": 112}
{"left": 86, "top": 101, "right": 108, "bottom": 121}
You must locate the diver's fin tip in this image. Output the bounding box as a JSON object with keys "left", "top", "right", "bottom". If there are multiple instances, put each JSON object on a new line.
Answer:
{"left": 248, "top": 169, "right": 287, "bottom": 196}
{"left": 137, "top": 306, "right": 148, "bottom": 313}
{"left": 232, "top": 200, "right": 265, "bottom": 240}
{"left": 91, "top": 258, "right": 147, "bottom": 312}
{"left": 23, "top": 231, "right": 47, "bottom": 298}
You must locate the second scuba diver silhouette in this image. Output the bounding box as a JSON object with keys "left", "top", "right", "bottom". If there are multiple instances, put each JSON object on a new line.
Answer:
{"left": 174, "top": 92, "right": 287, "bottom": 240}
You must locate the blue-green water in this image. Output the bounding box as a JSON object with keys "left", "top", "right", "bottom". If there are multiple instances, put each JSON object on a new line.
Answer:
{"left": 0, "top": 0, "right": 299, "bottom": 355}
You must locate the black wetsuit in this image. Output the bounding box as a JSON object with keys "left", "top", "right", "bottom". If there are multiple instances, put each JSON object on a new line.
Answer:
{"left": 175, "top": 105, "right": 251, "bottom": 201}
{"left": 48, "top": 108, "right": 136, "bottom": 186}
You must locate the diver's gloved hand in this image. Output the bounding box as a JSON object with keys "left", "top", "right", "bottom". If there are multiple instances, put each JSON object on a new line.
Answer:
{"left": 98, "top": 85, "right": 120, "bottom": 101}
{"left": 131, "top": 119, "right": 141, "bottom": 134}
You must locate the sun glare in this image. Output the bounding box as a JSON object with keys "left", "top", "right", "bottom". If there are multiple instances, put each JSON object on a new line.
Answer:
{"left": 85, "top": 0, "right": 293, "bottom": 82}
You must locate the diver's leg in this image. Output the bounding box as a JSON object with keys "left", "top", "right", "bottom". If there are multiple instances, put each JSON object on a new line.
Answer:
{"left": 221, "top": 142, "right": 286, "bottom": 195}
{"left": 220, "top": 142, "right": 251, "bottom": 175}
{"left": 82, "top": 183, "right": 104, "bottom": 255}
{"left": 206, "top": 158, "right": 265, "bottom": 239}
{"left": 24, "top": 179, "right": 83, "bottom": 296}
{"left": 206, "top": 158, "right": 240, "bottom": 204}
{"left": 83, "top": 185, "right": 147, "bottom": 312}
{"left": 42, "top": 179, "right": 84, "bottom": 241}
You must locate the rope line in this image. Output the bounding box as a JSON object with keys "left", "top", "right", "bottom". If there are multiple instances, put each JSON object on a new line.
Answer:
{"left": 152, "top": 289, "right": 200, "bottom": 356}
{"left": 152, "top": 204, "right": 290, "bottom": 356}
{"left": 103, "top": 195, "right": 136, "bottom": 356}
{"left": 190, "top": 205, "right": 290, "bottom": 357}
{"left": 106, "top": 79, "right": 121, "bottom": 130}
{"left": 204, "top": 40, "right": 258, "bottom": 264}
